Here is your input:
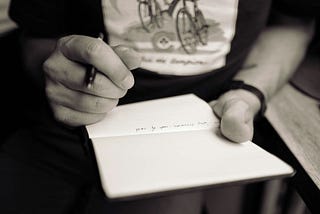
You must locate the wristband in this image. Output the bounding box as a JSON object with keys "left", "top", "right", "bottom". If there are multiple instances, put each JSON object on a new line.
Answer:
{"left": 225, "top": 80, "right": 267, "bottom": 120}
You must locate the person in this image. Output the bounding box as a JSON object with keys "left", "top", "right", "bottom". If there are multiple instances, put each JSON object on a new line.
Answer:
{"left": 0, "top": 0, "right": 316, "bottom": 213}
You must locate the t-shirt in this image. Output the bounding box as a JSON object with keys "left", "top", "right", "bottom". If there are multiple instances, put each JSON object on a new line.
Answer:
{"left": 102, "top": 0, "right": 239, "bottom": 76}
{"left": 9, "top": 0, "right": 274, "bottom": 103}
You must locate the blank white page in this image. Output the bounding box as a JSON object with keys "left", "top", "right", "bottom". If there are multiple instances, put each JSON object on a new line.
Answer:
{"left": 92, "top": 129, "right": 294, "bottom": 199}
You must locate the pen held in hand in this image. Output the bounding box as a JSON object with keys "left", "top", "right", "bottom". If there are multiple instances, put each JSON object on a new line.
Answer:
{"left": 85, "top": 66, "right": 97, "bottom": 89}
{"left": 85, "top": 33, "right": 104, "bottom": 89}
{"left": 85, "top": 34, "right": 141, "bottom": 89}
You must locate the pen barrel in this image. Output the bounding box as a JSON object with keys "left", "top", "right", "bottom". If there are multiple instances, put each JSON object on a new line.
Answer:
{"left": 85, "top": 33, "right": 104, "bottom": 88}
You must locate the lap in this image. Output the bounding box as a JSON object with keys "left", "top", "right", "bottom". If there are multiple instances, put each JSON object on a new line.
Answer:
{"left": 0, "top": 152, "right": 82, "bottom": 214}
{"left": 0, "top": 151, "right": 205, "bottom": 214}
{"left": 0, "top": 126, "right": 246, "bottom": 214}
{"left": 85, "top": 189, "right": 203, "bottom": 214}
{"left": 0, "top": 131, "right": 205, "bottom": 214}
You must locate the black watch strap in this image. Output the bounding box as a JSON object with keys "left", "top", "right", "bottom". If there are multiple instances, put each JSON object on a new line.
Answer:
{"left": 225, "top": 80, "right": 267, "bottom": 120}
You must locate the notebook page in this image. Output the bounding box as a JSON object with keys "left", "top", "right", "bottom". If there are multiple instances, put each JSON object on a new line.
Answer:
{"left": 86, "top": 94, "right": 219, "bottom": 138}
{"left": 92, "top": 129, "right": 294, "bottom": 199}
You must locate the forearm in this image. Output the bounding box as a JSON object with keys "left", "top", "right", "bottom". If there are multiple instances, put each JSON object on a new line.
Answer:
{"left": 234, "top": 13, "right": 315, "bottom": 102}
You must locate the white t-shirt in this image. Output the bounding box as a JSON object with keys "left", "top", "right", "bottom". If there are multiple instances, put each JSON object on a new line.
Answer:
{"left": 101, "top": 0, "right": 239, "bottom": 76}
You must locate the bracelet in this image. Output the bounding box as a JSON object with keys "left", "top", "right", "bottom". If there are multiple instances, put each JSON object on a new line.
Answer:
{"left": 225, "top": 80, "right": 267, "bottom": 120}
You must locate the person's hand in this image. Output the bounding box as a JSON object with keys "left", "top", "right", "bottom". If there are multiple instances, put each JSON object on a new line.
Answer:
{"left": 43, "top": 35, "right": 141, "bottom": 127}
{"left": 209, "top": 89, "right": 261, "bottom": 143}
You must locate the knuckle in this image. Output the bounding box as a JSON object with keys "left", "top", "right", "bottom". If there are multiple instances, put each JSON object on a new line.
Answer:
{"left": 44, "top": 80, "right": 58, "bottom": 100}
{"left": 43, "top": 56, "right": 62, "bottom": 79}
{"left": 84, "top": 40, "right": 103, "bottom": 61}
{"left": 56, "top": 38, "right": 65, "bottom": 49}
{"left": 45, "top": 85, "right": 55, "bottom": 99}
{"left": 42, "top": 59, "right": 54, "bottom": 74}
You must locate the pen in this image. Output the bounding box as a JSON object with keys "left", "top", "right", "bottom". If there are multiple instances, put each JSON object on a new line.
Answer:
{"left": 85, "top": 33, "right": 104, "bottom": 89}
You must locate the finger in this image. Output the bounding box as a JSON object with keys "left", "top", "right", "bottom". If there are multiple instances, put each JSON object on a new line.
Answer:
{"left": 46, "top": 78, "right": 119, "bottom": 114}
{"left": 43, "top": 51, "right": 127, "bottom": 98}
{"left": 112, "top": 45, "right": 141, "bottom": 70}
{"left": 209, "top": 100, "right": 222, "bottom": 120}
{"left": 211, "top": 91, "right": 241, "bottom": 118}
{"left": 211, "top": 91, "right": 252, "bottom": 120}
{"left": 49, "top": 102, "right": 107, "bottom": 127}
{"left": 220, "top": 100, "right": 254, "bottom": 143}
{"left": 58, "top": 35, "right": 134, "bottom": 89}
{"left": 210, "top": 100, "right": 222, "bottom": 118}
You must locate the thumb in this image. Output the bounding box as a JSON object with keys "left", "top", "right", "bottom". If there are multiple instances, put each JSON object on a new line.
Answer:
{"left": 220, "top": 99, "right": 254, "bottom": 143}
{"left": 112, "top": 45, "right": 142, "bottom": 70}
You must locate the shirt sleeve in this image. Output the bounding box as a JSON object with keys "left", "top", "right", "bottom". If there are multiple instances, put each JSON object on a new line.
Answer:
{"left": 272, "top": 0, "right": 320, "bottom": 18}
{"left": 9, "top": 0, "right": 105, "bottom": 38}
{"left": 8, "top": 0, "right": 67, "bottom": 38}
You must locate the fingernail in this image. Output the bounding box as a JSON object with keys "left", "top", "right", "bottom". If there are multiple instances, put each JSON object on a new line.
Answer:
{"left": 121, "top": 75, "right": 135, "bottom": 89}
{"left": 59, "top": 35, "right": 74, "bottom": 47}
{"left": 113, "top": 45, "right": 141, "bottom": 70}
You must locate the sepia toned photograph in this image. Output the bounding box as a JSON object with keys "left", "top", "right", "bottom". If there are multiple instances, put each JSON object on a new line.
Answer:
{"left": 0, "top": 0, "right": 319, "bottom": 213}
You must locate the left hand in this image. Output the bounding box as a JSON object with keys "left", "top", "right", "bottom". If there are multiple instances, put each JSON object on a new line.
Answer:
{"left": 209, "top": 89, "right": 261, "bottom": 143}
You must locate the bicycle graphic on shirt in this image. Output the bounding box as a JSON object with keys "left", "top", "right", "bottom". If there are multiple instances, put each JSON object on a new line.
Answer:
{"left": 137, "top": 0, "right": 209, "bottom": 54}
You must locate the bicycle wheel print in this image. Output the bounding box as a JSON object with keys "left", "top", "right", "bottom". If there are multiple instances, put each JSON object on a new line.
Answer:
{"left": 154, "top": 0, "right": 164, "bottom": 29}
{"left": 138, "top": 1, "right": 153, "bottom": 32}
{"left": 176, "top": 8, "right": 197, "bottom": 54}
{"left": 195, "top": 10, "right": 208, "bottom": 45}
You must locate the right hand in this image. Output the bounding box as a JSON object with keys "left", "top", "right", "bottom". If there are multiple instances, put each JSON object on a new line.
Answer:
{"left": 43, "top": 35, "right": 141, "bottom": 127}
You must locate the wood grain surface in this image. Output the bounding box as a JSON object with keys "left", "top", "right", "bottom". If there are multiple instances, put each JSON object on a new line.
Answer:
{"left": 266, "top": 83, "right": 320, "bottom": 190}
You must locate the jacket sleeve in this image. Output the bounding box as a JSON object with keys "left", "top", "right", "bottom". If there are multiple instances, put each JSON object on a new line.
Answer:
{"left": 8, "top": 0, "right": 67, "bottom": 37}
{"left": 272, "top": 0, "right": 320, "bottom": 18}
{"left": 9, "top": 0, "right": 105, "bottom": 38}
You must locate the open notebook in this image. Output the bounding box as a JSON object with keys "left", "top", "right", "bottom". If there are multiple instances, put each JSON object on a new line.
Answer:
{"left": 86, "top": 94, "right": 294, "bottom": 200}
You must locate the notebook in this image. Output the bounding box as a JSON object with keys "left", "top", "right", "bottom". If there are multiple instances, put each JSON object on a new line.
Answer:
{"left": 86, "top": 94, "right": 294, "bottom": 200}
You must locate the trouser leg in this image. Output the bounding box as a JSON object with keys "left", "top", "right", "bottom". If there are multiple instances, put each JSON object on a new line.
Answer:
{"left": 85, "top": 187, "right": 204, "bottom": 214}
{"left": 204, "top": 185, "right": 245, "bottom": 214}
{"left": 0, "top": 151, "right": 83, "bottom": 214}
